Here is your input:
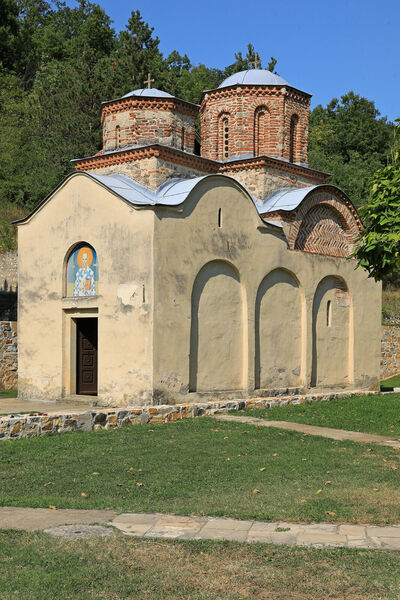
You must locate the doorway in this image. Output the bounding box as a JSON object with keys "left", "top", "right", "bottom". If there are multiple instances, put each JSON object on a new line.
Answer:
{"left": 76, "top": 318, "right": 98, "bottom": 395}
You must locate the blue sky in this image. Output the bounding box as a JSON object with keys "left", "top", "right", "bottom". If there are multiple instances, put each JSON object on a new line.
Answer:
{"left": 79, "top": 0, "right": 399, "bottom": 121}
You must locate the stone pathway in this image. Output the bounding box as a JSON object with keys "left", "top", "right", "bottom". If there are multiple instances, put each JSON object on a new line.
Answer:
{"left": 0, "top": 506, "right": 116, "bottom": 531}
{"left": 2, "top": 507, "right": 400, "bottom": 550}
{"left": 112, "top": 513, "right": 400, "bottom": 550}
{"left": 213, "top": 414, "right": 400, "bottom": 449}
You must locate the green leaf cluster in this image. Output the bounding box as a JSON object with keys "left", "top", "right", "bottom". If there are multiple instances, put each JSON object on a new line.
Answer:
{"left": 354, "top": 124, "right": 400, "bottom": 280}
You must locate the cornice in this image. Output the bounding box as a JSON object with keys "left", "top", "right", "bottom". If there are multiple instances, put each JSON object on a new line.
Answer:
{"left": 200, "top": 84, "right": 311, "bottom": 110}
{"left": 101, "top": 96, "right": 199, "bottom": 123}
{"left": 73, "top": 145, "right": 330, "bottom": 183}
{"left": 218, "top": 156, "right": 329, "bottom": 183}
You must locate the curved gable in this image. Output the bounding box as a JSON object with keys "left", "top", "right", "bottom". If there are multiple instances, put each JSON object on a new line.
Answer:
{"left": 261, "top": 185, "right": 363, "bottom": 258}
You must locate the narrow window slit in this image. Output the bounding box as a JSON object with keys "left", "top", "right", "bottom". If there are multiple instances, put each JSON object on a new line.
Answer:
{"left": 327, "top": 300, "right": 332, "bottom": 327}
{"left": 218, "top": 208, "right": 222, "bottom": 228}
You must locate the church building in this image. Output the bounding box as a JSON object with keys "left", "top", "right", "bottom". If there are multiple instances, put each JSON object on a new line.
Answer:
{"left": 15, "top": 68, "right": 381, "bottom": 406}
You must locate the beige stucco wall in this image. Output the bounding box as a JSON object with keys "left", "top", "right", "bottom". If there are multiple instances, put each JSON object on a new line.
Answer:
{"left": 152, "top": 176, "right": 381, "bottom": 403}
{"left": 17, "top": 174, "right": 154, "bottom": 405}
{"left": 17, "top": 173, "right": 381, "bottom": 407}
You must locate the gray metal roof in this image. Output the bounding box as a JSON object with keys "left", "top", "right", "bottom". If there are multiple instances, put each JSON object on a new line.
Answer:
{"left": 88, "top": 173, "right": 213, "bottom": 207}
{"left": 259, "top": 186, "right": 317, "bottom": 212}
{"left": 88, "top": 174, "right": 314, "bottom": 221}
{"left": 122, "top": 88, "right": 174, "bottom": 99}
{"left": 218, "top": 69, "right": 289, "bottom": 89}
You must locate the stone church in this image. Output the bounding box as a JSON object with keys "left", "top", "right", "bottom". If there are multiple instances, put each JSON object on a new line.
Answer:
{"left": 15, "top": 68, "right": 381, "bottom": 406}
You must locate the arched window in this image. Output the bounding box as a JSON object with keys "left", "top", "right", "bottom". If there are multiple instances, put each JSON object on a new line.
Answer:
{"left": 65, "top": 243, "right": 99, "bottom": 298}
{"left": 289, "top": 114, "right": 298, "bottom": 162}
{"left": 254, "top": 106, "right": 269, "bottom": 156}
{"left": 116, "top": 125, "right": 121, "bottom": 149}
{"left": 181, "top": 126, "right": 185, "bottom": 150}
{"left": 218, "top": 114, "right": 230, "bottom": 160}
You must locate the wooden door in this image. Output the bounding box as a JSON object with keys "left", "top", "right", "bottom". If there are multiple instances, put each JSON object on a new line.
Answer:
{"left": 76, "top": 318, "right": 98, "bottom": 395}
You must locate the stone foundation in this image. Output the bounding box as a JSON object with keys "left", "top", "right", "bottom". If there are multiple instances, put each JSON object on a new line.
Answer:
{"left": 0, "top": 390, "right": 376, "bottom": 441}
{"left": 0, "top": 321, "right": 17, "bottom": 389}
{"left": 381, "top": 325, "right": 400, "bottom": 380}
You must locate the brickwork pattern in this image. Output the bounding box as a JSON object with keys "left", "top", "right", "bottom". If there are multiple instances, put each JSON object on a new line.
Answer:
{"left": 294, "top": 204, "right": 351, "bottom": 258}
{"left": 101, "top": 97, "right": 198, "bottom": 154}
{"left": 200, "top": 86, "right": 310, "bottom": 163}
{"left": 0, "top": 321, "right": 17, "bottom": 389}
{"left": 381, "top": 325, "right": 400, "bottom": 379}
{"left": 262, "top": 188, "right": 362, "bottom": 258}
{"left": 0, "top": 390, "right": 376, "bottom": 441}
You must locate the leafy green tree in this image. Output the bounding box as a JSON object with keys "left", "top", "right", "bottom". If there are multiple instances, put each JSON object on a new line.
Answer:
{"left": 309, "top": 93, "right": 393, "bottom": 206}
{"left": 224, "top": 43, "right": 277, "bottom": 76}
{"left": 354, "top": 123, "right": 400, "bottom": 280}
{"left": 0, "top": 0, "right": 20, "bottom": 71}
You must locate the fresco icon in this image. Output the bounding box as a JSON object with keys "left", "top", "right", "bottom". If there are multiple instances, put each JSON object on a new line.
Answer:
{"left": 66, "top": 243, "right": 98, "bottom": 297}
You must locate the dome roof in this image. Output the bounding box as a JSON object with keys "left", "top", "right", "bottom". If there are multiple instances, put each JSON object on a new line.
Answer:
{"left": 122, "top": 88, "right": 174, "bottom": 99}
{"left": 218, "top": 69, "right": 289, "bottom": 89}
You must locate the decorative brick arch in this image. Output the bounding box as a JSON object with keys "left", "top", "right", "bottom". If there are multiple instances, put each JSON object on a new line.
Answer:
{"left": 287, "top": 187, "right": 363, "bottom": 258}
{"left": 295, "top": 203, "right": 351, "bottom": 258}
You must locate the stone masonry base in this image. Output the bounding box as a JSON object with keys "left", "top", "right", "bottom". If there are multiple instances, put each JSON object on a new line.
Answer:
{"left": 0, "top": 390, "right": 376, "bottom": 441}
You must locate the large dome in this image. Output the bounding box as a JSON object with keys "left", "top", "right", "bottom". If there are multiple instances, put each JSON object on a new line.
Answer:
{"left": 218, "top": 69, "right": 289, "bottom": 89}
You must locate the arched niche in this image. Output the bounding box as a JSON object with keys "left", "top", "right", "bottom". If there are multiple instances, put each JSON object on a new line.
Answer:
{"left": 255, "top": 269, "right": 303, "bottom": 389}
{"left": 65, "top": 242, "right": 98, "bottom": 298}
{"left": 311, "top": 276, "right": 352, "bottom": 388}
{"left": 295, "top": 204, "right": 351, "bottom": 258}
{"left": 189, "top": 260, "right": 245, "bottom": 392}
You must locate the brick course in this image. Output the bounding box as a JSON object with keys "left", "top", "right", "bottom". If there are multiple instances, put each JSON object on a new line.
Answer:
{"left": 200, "top": 85, "right": 310, "bottom": 163}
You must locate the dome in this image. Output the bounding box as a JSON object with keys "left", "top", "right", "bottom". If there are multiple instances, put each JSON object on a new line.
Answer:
{"left": 218, "top": 69, "right": 289, "bottom": 89}
{"left": 122, "top": 88, "right": 174, "bottom": 99}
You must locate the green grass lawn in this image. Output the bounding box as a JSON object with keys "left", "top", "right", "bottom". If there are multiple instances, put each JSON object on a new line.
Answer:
{"left": 235, "top": 393, "right": 400, "bottom": 437}
{"left": 381, "top": 375, "right": 400, "bottom": 392}
{"left": 1, "top": 418, "right": 400, "bottom": 524}
{"left": 1, "top": 531, "right": 400, "bottom": 600}
{"left": 0, "top": 389, "right": 17, "bottom": 399}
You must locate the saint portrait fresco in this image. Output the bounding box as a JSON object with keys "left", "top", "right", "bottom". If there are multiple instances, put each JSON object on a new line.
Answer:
{"left": 66, "top": 243, "right": 99, "bottom": 297}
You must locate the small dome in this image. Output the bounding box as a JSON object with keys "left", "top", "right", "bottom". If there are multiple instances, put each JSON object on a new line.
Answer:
{"left": 122, "top": 88, "right": 174, "bottom": 99}
{"left": 218, "top": 69, "right": 289, "bottom": 89}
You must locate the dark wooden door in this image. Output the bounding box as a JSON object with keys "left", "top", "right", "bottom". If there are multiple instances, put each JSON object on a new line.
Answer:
{"left": 76, "top": 318, "right": 98, "bottom": 395}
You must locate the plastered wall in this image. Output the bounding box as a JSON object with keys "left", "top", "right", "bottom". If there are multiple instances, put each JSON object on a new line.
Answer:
{"left": 153, "top": 177, "right": 381, "bottom": 403}
{"left": 17, "top": 174, "right": 154, "bottom": 405}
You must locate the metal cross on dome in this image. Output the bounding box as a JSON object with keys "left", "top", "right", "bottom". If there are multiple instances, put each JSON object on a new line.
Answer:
{"left": 144, "top": 72, "right": 155, "bottom": 88}
{"left": 252, "top": 54, "right": 261, "bottom": 69}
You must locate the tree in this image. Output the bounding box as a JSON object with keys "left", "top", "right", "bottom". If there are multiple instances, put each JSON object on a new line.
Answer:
{"left": 224, "top": 43, "right": 277, "bottom": 76}
{"left": 309, "top": 93, "right": 393, "bottom": 206}
{"left": 353, "top": 123, "right": 400, "bottom": 280}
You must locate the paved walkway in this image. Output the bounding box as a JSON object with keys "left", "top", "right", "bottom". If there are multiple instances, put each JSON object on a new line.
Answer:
{"left": 1, "top": 507, "right": 400, "bottom": 550}
{"left": 213, "top": 414, "right": 400, "bottom": 449}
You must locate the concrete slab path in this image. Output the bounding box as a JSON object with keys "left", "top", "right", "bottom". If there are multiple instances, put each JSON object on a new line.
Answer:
{"left": 0, "top": 507, "right": 117, "bottom": 531}
{"left": 2, "top": 507, "right": 400, "bottom": 550}
{"left": 111, "top": 513, "right": 400, "bottom": 551}
{"left": 213, "top": 414, "right": 400, "bottom": 449}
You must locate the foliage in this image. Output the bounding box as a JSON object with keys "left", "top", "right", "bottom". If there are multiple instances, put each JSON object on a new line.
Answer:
{"left": 353, "top": 123, "right": 400, "bottom": 280}
{"left": 309, "top": 92, "right": 393, "bottom": 206}
{"left": 0, "top": 0, "right": 394, "bottom": 246}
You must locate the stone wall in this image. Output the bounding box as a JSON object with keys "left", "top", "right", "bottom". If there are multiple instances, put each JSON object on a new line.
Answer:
{"left": 0, "top": 321, "right": 17, "bottom": 389}
{"left": 0, "top": 389, "right": 376, "bottom": 441}
{"left": 0, "top": 251, "right": 18, "bottom": 320}
{"left": 381, "top": 325, "right": 400, "bottom": 380}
